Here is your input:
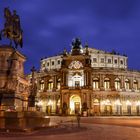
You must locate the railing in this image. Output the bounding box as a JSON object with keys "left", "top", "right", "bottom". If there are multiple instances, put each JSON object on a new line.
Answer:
{"left": 38, "top": 87, "right": 140, "bottom": 93}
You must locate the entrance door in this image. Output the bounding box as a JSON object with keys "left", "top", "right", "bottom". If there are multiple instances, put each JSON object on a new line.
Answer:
{"left": 116, "top": 105, "right": 122, "bottom": 115}
{"left": 105, "top": 105, "right": 112, "bottom": 115}
{"left": 75, "top": 102, "right": 80, "bottom": 114}
{"left": 93, "top": 99, "right": 100, "bottom": 115}
{"left": 136, "top": 106, "right": 140, "bottom": 115}
{"left": 93, "top": 105, "right": 100, "bottom": 115}
{"left": 127, "top": 105, "right": 131, "bottom": 115}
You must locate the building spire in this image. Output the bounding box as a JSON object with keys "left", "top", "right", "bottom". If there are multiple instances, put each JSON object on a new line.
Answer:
{"left": 84, "top": 42, "right": 89, "bottom": 55}
{"left": 63, "top": 48, "right": 68, "bottom": 56}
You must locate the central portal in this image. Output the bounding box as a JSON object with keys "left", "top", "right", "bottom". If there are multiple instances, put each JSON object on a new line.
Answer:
{"left": 70, "top": 95, "right": 81, "bottom": 115}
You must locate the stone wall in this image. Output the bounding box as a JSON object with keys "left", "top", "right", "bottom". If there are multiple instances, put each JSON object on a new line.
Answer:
{"left": 0, "top": 111, "right": 50, "bottom": 129}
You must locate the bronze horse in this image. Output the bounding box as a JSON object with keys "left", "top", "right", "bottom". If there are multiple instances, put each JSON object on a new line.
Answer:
{"left": 0, "top": 8, "right": 23, "bottom": 48}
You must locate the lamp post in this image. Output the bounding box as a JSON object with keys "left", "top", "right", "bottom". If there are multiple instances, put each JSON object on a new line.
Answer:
{"left": 28, "top": 66, "right": 37, "bottom": 111}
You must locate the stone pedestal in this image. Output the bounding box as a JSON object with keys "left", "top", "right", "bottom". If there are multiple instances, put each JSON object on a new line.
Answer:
{"left": 0, "top": 45, "right": 50, "bottom": 130}
{"left": 0, "top": 111, "right": 50, "bottom": 130}
{"left": 0, "top": 45, "right": 29, "bottom": 111}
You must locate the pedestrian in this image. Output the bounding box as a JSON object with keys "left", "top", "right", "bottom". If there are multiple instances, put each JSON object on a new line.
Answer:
{"left": 77, "top": 113, "right": 81, "bottom": 128}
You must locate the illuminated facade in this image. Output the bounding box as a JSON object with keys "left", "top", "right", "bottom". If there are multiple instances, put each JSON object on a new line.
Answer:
{"left": 32, "top": 38, "right": 140, "bottom": 116}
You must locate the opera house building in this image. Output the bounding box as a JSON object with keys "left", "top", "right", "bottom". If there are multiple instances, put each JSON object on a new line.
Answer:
{"left": 32, "top": 38, "right": 140, "bottom": 116}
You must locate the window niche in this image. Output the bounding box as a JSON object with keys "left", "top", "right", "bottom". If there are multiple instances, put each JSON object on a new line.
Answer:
{"left": 93, "top": 78, "right": 99, "bottom": 89}
{"left": 40, "top": 80, "right": 45, "bottom": 91}
{"left": 114, "top": 78, "right": 121, "bottom": 90}
{"left": 133, "top": 80, "right": 138, "bottom": 90}
{"left": 48, "top": 79, "right": 53, "bottom": 90}
{"left": 125, "top": 79, "right": 130, "bottom": 90}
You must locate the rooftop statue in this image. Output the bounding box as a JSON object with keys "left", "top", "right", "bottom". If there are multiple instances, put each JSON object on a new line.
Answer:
{"left": 71, "top": 38, "right": 83, "bottom": 55}
{"left": 0, "top": 7, "right": 23, "bottom": 48}
{"left": 72, "top": 38, "right": 81, "bottom": 49}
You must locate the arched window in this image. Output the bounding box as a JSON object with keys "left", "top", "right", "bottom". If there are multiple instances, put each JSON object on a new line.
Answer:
{"left": 125, "top": 79, "right": 130, "bottom": 90}
{"left": 93, "top": 99, "right": 99, "bottom": 105}
{"left": 126, "top": 100, "right": 132, "bottom": 115}
{"left": 57, "top": 79, "right": 61, "bottom": 89}
{"left": 93, "top": 78, "right": 99, "bottom": 89}
{"left": 104, "top": 78, "right": 110, "bottom": 89}
{"left": 48, "top": 79, "right": 53, "bottom": 90}
{"left": 40, "top": 80, "right": 44, "bottom": 91}
{"left": 68, "top": 72, "right": 84, "bottom": 87}
{"left": 133, "top": 80, "right": 138, "bottom": 90}
{"left": 115, "top": 78, "right": 121, "bottom": 90}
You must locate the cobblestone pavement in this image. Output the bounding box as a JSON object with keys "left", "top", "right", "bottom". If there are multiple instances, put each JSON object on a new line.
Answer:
{"left": 81, "top": 117, "right": 140, "bottom": 128}
{"left": 1, "top": 117, "right": 140, "bottom": 140}
{"left": 0, "top": 123, "right": 140, "bottom": 140}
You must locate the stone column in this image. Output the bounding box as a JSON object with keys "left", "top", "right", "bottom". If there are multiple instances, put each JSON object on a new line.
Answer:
{"left": 130, "top": 77, "right": 133, "bottom": 90}
{"left": 86, "top": 92, "right": 91, "bottom": 116}
{"left": 100, "top": 74, "right": 104, "bottom": 90}
{"left": 84, "top": 71, "right": 86, "bottom": 86}
{"left": 110, "top": 76, "right": 115, "bottom": 90}
{"left": 121, "top": 75, "right": 125, "bottom": 90}
{"left": 60, "top": 92, "right": 63, "bottom": 115}
{"left": 89, "top": 92, "right": 92, "bottom": 115}
{"left": 62, "top": 71, "right": 67, "bottom": 86}
{"left": 53, "top": 75, "right": 57, "bottom": 91}
{"left": 87, "top": 71, "right": 89, "bottom": 86}
{"left": 65, "top": 72, "right": 68, "bottom": 86}
{"left": 44, "top": 77, "right": 48, "bottom": 91}
{"left": 63, "top": 72, "right": 66, "bottom": 86}
{"left": 84, "top": 71, "right": 87, "bottom": 86}
{"left": 88, "top": 71, "right": 92, "bottom": 87}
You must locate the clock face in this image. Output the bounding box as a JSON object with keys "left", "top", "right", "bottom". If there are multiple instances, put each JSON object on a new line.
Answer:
{"left": 69, "top": 61, "right": 83, "bottom": 69}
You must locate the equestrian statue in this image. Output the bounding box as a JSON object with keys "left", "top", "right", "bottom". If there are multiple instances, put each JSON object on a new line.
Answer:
{"left": 0, "top": 7, "right": 23, "bottom": 49}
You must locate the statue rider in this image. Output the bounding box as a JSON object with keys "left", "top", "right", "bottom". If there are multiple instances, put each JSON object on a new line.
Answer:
{"left": 12, "top": 10, "right": 21, "bottom": 34}
{"left": 0, "top": 8, "right": 23, "bottom": 48}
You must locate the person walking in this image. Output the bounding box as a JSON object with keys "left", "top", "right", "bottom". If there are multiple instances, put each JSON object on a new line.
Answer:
{"left": 77, "top": 113, "right": 81, "bottom": 128}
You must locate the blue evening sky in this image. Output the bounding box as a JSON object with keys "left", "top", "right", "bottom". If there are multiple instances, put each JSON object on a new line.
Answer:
{"left": 0, "top": 0, "right": 140, "bottom": 73}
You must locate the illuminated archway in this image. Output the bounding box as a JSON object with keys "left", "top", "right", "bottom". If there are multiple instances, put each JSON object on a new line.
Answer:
{"left": 70, "top": 95, "right": 81, "bottom": 114}
{"left": 126, "top": 100, "right": 132, "bottom": 115}
{"left": 114, "top": 100, "right": 122, "bottom": 115}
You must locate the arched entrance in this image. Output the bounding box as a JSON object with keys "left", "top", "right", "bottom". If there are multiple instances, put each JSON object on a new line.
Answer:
{"left": 126, "top": 100, "right": 132, "bottom": 115}
{"left": 103, "top": 99, "right": 112, "bottom": 115}
{"left": 70, "top": 95, "right": 81, "bottom": 115}
{"left": 136, "top": 101, "right": 140, "bottom": 115}
{"left": 115, "top": 100, "right": 122, "bottom": 115}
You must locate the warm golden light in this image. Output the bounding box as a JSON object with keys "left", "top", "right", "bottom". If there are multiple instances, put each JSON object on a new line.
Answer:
{"left": 70, "top": 95, "right": 81, "bottom": 114}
